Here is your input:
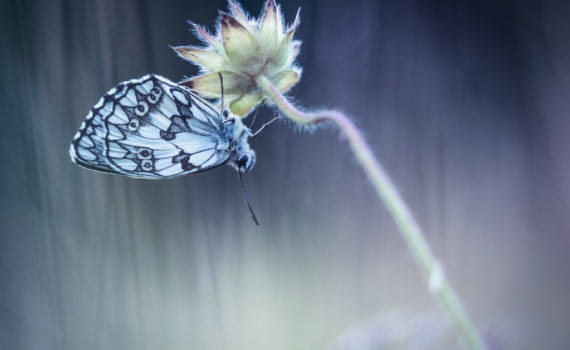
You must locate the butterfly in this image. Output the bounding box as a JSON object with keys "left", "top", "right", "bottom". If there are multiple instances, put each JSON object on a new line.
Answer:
{"left": 70, "top": 74, "right": 277, "bottom": 224}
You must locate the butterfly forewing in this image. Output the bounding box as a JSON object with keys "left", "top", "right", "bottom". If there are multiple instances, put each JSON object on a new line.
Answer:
{"left": 70, "top": 75, "right": 231, "bottom": 179}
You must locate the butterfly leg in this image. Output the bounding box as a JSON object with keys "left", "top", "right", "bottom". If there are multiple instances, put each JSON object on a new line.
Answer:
{"left": 252, "top": 116, "right": 282, "bottom": 137}
{"left": 249, "top": 107, "right": 260, "bottom": 130}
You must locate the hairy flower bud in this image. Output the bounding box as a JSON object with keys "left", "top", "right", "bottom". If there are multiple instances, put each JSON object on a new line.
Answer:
{"left": 173, "top": 0, "right": 302, "bottom": 116}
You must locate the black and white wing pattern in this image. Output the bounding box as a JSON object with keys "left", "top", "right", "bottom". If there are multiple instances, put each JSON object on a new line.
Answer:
{"left": 70, "top": 74, "right": 231, "bottom": 179}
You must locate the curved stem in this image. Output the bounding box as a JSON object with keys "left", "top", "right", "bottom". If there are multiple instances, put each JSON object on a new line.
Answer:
{"left": 256, "top": 75, "right": 488, "bottom": 350}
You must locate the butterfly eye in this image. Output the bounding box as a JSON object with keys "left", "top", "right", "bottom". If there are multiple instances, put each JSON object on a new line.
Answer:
{"left": 223, "top": 110, "right": 229, "bottom": 118}
{"left": 128, "top": 118, "right": 140, "bottom": 131}
{"left": 237, "top": 155, "right": 249, "bottom": 168}
{"left": 135, "top": 101, "right": 149, "bottom": 116}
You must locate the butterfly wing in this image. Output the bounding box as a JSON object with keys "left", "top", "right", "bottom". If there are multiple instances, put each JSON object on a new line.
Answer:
{"left": 69, "top": 74, "right": 231, "bottom": 179}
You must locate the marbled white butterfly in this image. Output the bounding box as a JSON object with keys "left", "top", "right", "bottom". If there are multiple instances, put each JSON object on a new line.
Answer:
{"left": 70, "top": 74, "right": 274, "bottom": 224}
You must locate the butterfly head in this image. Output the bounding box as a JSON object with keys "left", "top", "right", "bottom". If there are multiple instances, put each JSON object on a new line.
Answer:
{"left": 235, "top": 152, "right": 256, "bottom": 173}
{"left": 222, "top": 115, "right": 256, "bottom": 173}
{"left": 232, "top": 131, "right": 256, "bottom": 173}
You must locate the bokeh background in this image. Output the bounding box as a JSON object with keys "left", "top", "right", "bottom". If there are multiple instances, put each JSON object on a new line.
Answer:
{"left": 2, "top": 0, "right": 570, "bottom": 349}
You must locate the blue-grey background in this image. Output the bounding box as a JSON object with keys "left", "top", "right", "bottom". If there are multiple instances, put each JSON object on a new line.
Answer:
{"left": 2, "top": 0, "right": 570, "bottom": 349}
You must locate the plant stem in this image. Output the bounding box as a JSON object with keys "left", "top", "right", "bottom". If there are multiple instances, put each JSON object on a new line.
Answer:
{"left": 256, "top": 75, "right": 488, "bottom": 350}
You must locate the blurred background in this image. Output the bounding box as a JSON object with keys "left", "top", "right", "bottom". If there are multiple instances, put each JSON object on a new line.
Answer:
{"left": 2, "top": 0, "right": 570, "bottom": 349}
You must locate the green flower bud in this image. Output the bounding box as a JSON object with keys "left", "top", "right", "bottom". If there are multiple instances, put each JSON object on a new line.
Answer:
{"left": 173, "top": 0, "right": 302, "bottom": 116}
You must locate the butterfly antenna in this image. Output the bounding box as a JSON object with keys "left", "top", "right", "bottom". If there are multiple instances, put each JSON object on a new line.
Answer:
{"left": 218, "top": 72, "right": 224, "bottom": 118}
{"left": 238, "top": 170, "right": 259, "bottom": 226}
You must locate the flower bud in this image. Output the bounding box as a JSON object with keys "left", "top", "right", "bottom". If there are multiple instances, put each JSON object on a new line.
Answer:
{"left": 174, "top": 0, "right": 302, "bottom": 116}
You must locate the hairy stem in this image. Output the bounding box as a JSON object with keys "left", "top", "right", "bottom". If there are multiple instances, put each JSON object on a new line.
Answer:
{"left": 256, "top": 75, "right": 488, "bottom": 350}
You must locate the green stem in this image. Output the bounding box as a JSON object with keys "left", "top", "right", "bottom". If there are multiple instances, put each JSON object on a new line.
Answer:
{"left": 256, "top": 75, "right": 488, "bottom": 350}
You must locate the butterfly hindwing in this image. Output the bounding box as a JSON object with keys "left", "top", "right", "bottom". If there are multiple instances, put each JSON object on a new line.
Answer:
{"left": 70, "top": 74, "right": 231, "bottom": 179}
